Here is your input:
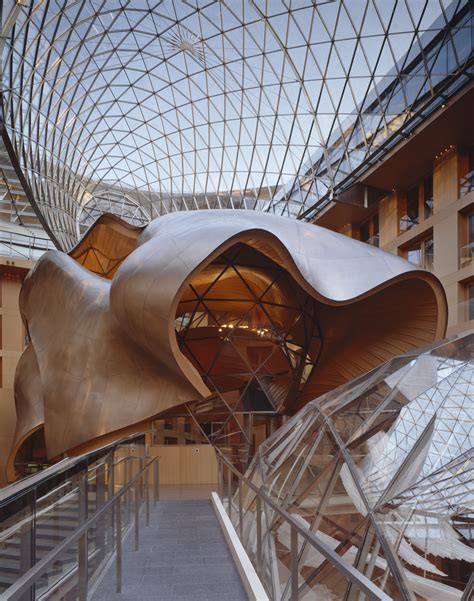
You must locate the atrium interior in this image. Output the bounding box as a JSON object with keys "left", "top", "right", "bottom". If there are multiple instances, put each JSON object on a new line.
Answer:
{"left": 0, "top": 1, "right": 472, "bottom": 600}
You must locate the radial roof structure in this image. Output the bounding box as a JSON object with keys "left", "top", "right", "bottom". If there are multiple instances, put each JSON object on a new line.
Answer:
{"left": 0, "top": 0, "right": 472, "bottom": 249}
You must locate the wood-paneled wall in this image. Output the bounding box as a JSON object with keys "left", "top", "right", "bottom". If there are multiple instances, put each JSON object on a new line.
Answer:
{"left": 149, "top": 445, "right": 218, "bottom": 485}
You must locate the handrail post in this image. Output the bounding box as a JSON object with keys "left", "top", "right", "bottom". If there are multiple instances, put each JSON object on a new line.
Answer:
{"left": 19, "top": 490, "right": 35, "bottom": 601}
{"left": 238, "top": 478, "right": 243, "bottom": 539}
{"left": 125, "top": 454, "right": 131, "bottom": 524}
{"left": 139, "top": 455, "right": 145, "bottom": 500}
{"left": 256, "top": 495, "right": 262, "bottom": 573}
{"left": 116, "top": 495, "right": 122, "bottom": 593}
{"left": 227, "top": 464, "right": 232, "bottom": 518}
{"left": 107, "top": 451, "right": 115, "bottom": 551}
{"left": 145, "top": 463, "right": 150, "bottom": 526}
{"left": 96, "top": 463, "right": 106, "bottom": 558}
{"left": 217, "top": 456, "right": 222, "bottom": 500}
{"left": 291, "top": 525, "right": 298, "bottom": 601}
{"left": 134, "top": 480, "right": 140, "bottom": 551}
{"left": 153, "top": 459, "right": 159, "bottom": 505}
{"left": 78, "top": 473, "right": 88, "bottom": 601}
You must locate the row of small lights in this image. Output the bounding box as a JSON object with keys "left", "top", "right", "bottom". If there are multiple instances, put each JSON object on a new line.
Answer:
{"left": 389, "top": 142, "right": 455, "bottom": 191}
{"left": 435, "top": 144, "right": 455, "bottom": 160}
{"left": 217, "top": 324, "right": 270, "bottom": 337}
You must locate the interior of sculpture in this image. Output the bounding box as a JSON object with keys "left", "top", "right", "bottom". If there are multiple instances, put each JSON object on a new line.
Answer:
{"left": 231, "top": 332, "right": 474, "bottom": 600}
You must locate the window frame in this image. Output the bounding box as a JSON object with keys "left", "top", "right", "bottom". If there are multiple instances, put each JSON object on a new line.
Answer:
{"left": 403, "top": 233, "right": 434, "bottom": 272}
{"left": 398, "top": 172, "right": 434, "bottom": 234}
{"left": 359, "top": 212, "right": 379, "bottom": 247}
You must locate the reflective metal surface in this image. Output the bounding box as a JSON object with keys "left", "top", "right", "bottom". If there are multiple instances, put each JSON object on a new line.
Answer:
{"left": 12, "top": 210, "right": 447, "bottom": 461}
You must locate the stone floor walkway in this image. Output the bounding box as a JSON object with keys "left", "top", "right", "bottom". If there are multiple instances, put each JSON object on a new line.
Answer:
{"left": 91, "top": 498, "right": 248, "bottom": 601}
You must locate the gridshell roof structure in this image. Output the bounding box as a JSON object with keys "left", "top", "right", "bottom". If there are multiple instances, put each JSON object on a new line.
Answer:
{"left": 0, "top": 0, "right": 472, "bottom": 249}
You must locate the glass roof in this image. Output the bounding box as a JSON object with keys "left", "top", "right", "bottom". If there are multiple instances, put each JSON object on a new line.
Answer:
{"left": 1, "top": 0, "right": 472, "bottom": 249}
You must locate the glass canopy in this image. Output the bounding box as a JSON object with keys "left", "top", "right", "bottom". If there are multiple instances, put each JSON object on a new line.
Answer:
{"left": 0, "top": 0, "right": 472, "bottom": 249}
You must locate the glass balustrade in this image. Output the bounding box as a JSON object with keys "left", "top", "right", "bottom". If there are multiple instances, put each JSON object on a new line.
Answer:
{"left": 0, "top": 433, "right": 156, "bottom": 600}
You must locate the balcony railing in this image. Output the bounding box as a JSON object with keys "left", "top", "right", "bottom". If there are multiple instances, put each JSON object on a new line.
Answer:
{"left": 0, "top": 229, "right": 53, "bottom": 261}
{"left": 460, "top": 170, "right": 474, "bottom": 196}
{"left": 459, "top": 242, "right": 474, "bottom": 269}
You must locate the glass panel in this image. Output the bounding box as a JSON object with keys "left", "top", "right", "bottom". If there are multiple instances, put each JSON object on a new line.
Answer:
{"left": 423, "top": 174, "right": 433, "bottom": 218}
{"left": 33, "top": 470, "right": 84, "bottom": 596}
{"left": 469, "top": 284, "right": 474, "bottom": 321}
{"left": 460, "top": 146, "right": 474, "bottom": 196}
{"left": 423, "top": 237, "right": 434, "bottom": 271}
{"left": 460, "top": 214, "right": 474, "bottom": 268}
{"left": 407, "top": 246, "right": 421, "bottom": 266}
{"left": 0, "top": 494, "right": 35, "bottom": 596}
{"left": 360, "top": 221, "right": 370, "bottom": 243}
{"left": 400, "top": 186, "right": 420, "bottom": 232}
{"left": 469, "top": 213, "right": 474, "bottom": 245}
{"left": 372, "top": 213, "right": 379, "bottom": 247}
{"left": 0, "top": 438, "right": 148, "bottom": 600}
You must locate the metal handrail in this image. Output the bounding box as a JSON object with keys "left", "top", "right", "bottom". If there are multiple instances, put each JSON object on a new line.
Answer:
{"left": 0, "top": 431, "right": 146, "bottom": 507}
{"left": 0, "top": 455, "right": 134, "bottom": 544}
{"left": 0, "top": 456, "right": 159, "bottom": 601}
{"left": 217, "top": 453, "right": 391, "bottom": 601}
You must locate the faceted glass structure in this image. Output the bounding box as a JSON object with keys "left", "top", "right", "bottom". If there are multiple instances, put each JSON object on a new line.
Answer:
{"left": 238, "top": 332, "right": 474, "bottom": 600}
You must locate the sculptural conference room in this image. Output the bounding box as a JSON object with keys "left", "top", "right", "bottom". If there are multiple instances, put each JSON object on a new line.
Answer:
{"left": 0, "top": 1, "right": 472, "bottom": 601}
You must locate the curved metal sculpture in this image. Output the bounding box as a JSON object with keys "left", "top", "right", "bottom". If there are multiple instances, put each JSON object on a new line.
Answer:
{"left": 9, "top": 210, "right": 447, "bottom": 470}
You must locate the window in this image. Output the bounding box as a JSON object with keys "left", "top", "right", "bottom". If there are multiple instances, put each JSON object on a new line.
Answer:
{"left": 469, "top": 284, "right": 474, "bottom": 321}
{"left": 373, "top": 214, "right": 379, "bottom": 247}
{"left": 399, "top": 185, "right": 420, "bottom": 232}
{"left": 424, "top": 237, "right": 434, "bottom": 272}
{"left": 164, "top": 436, "right": 178, "bottom": 445}
{"left": 360, "top": 221, "right": 370, "bottom": 243}
{"left": 460, "top": 281, "right": 474, "bottom": 322}
{"left": 405, "top": 236, "right": 434, "bottom": 271}
{"left": 407, "top": 246, "right": 421, "bottom": 266}
{"left": 460, "top": 146, "right": 474, "bottom": 196}
{"left": 359, "top": 213, "right": 379, "bottom": 247}
{"left": 423, "top": 175, "right": 433, "bottom": 219}
{"left": 460, "top": 212, "right": 474, "bottom": 268}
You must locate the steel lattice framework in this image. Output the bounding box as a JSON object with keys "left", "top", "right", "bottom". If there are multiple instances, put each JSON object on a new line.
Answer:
{"left": 0, "top": 0, "right": 472, "bottom": 249}
{"left": 240, "top": 331, "right": 474, "bottom": 600}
